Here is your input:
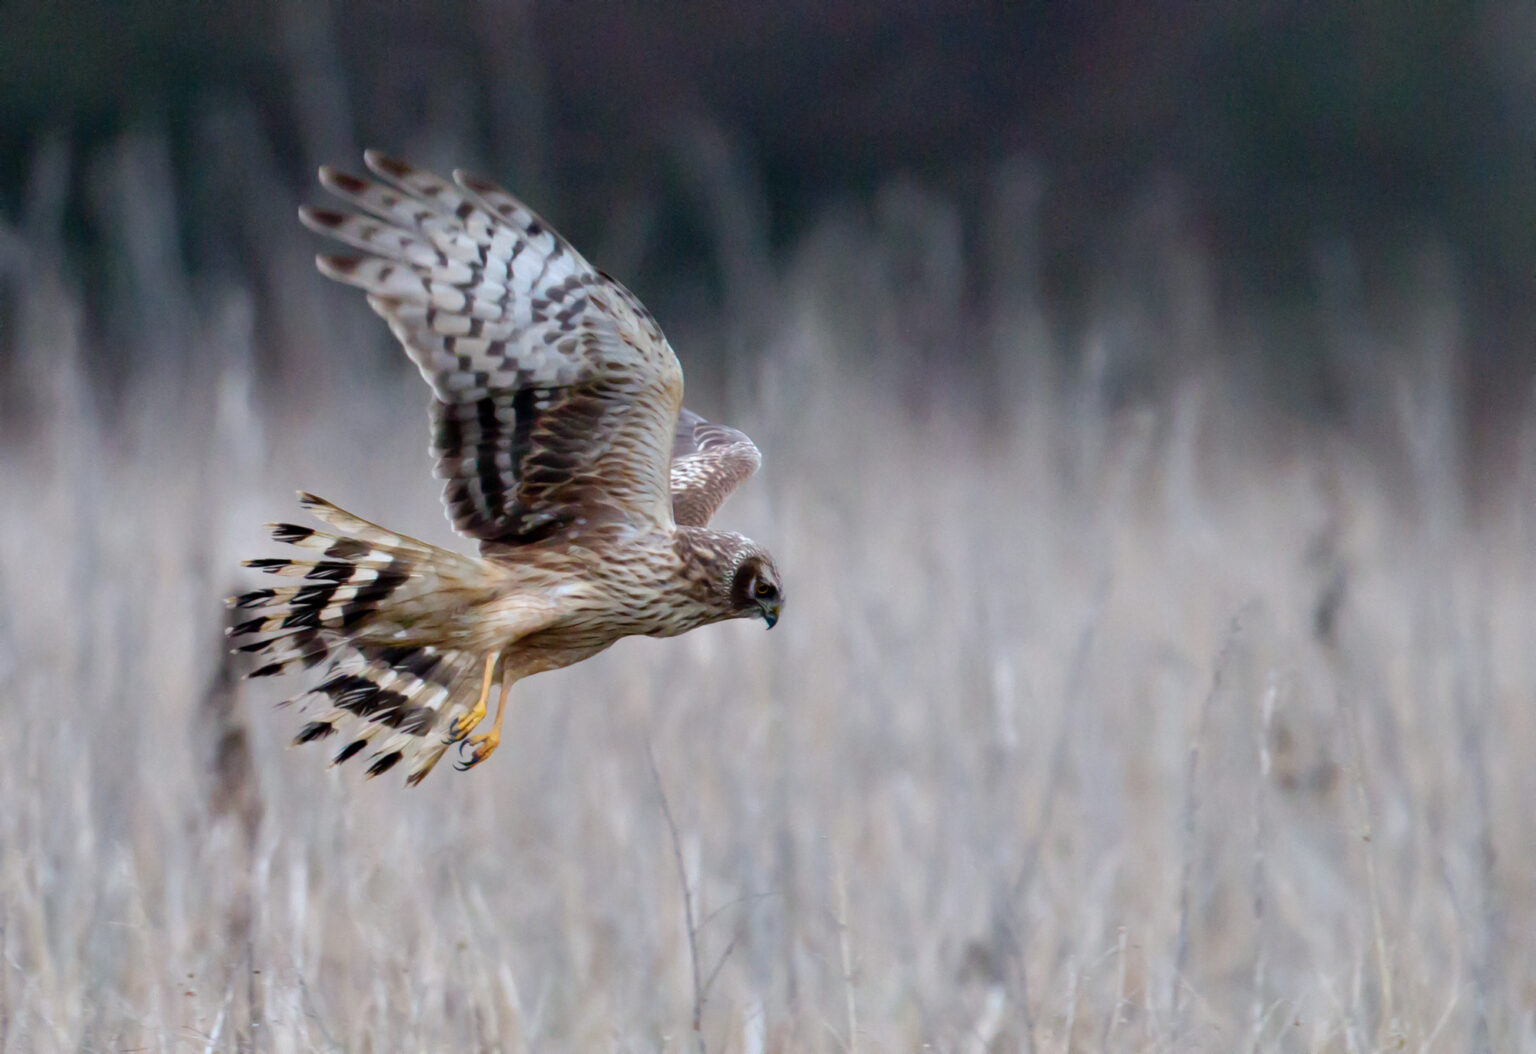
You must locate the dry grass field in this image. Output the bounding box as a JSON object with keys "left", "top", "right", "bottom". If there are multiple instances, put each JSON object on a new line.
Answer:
{"left": 1, "top": 141, "right": 1533, "bottom": 1052}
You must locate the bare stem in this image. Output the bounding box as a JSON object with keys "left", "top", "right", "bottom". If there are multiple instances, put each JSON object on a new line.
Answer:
{"left": 833, "top": 852, "right": 859, "bottom": 1054}
{"left": 648, "top": 742, "right": 707, "bottom": 1054}
{"left": 1102, "top": 926, "right": 1128, "bottom": 1052}
{"left": 1248, "top": 672, "right": 1279, "bottom": 1054}
{"left": 1173, "top": 609, "right": 1247, "bottom": 1026}
{"left": 1338, "top": 685, "right": 1394, "bottom": 1041}
{"left": 1007, "top": 572, "right": 1112, "bottom": 1053}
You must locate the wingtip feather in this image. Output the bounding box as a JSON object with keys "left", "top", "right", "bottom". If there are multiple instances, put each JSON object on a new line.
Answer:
{"left": 318, "top": 165, "right": 367, "bottom": 196}
{"left": 453, "top": 168, "right": 495, "bottom": 194}
{"left": 364, "top": 149, "right": 412, "bottom": 181}
{"left": 315, "top": 254, "right": 363, "bottom": 280}
{"left": 298, "top": 205, "right": 345, "bottom": 232}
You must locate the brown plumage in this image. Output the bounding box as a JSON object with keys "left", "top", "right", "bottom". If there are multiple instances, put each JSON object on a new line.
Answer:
{"left": 231, "top": 150, "right": 783, "bottom": 785}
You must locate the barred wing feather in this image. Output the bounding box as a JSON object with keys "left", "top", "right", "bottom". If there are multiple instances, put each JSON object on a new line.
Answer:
{"left": 669, "top": 408, "right": 763, "bottom": 527}
{"left": 301, "top": 150, "right": 684, "bottom": 549}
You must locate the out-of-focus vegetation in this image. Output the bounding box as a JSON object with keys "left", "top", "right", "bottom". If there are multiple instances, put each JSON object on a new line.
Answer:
{"left": 2, "top": 1, "right": 1534, "bottom": 398}
{"left": 2, "top": 3, "right": 1535, "bottom": 1051}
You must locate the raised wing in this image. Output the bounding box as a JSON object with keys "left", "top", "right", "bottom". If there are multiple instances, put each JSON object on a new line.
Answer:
{"left": 301, "top": 150, "right": 683, "bottom": 548}
{"left": 669, "top": 408, "right": 762, "bottom": 527}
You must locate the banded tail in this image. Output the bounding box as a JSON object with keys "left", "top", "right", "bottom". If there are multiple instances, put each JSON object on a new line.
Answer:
{"left": 231, "top": 493, "right": 499, "bottom": 784}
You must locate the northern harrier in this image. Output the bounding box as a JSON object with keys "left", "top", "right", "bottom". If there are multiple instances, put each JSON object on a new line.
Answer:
{"left": 231, "top": 151, "right": 783, "bottom": 785}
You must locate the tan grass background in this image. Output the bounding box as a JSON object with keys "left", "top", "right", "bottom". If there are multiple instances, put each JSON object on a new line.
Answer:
{"left": 1, "top": 137, "right": 1534, "bottom": 1052}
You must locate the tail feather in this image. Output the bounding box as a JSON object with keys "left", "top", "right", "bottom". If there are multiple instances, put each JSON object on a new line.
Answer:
{"left": 295, "top": 492, "right": 481, "bottom": 570}
{"left": 232, "top": 493, "right": 505, "bottom": 784}
{"left": 276, "top": 645, "right": 481, "bottom": 784}
{"left": 242, "top": 632, "right": 331, "bottom": 679}
{"left": 233, "top": 500, "right": 484, "bottom": 649}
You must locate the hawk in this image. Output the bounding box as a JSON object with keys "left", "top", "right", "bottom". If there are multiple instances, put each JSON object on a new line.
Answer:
{"left": 230, "top": 151, "right": 783, "bottom": 785}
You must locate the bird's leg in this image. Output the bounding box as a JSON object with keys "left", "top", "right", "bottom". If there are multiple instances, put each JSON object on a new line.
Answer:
{"left": 456, "top": 663, "right": 514, "bottom": 770}
{"left": 448, "top": 653, "right": 498, "bottom": 741}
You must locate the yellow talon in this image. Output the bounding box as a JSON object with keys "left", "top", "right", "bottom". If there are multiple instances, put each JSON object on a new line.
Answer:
{"left": 456, "top": 729, "right": 501, "bottom": 769}
{"left": 455, "top": 659, "right": 514, "bottom": 771}
{"left": 449, "top": 654, "right": 498, "bottom": 741}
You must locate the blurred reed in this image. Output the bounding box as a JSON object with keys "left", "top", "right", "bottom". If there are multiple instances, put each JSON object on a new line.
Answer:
{"left": 1, "top": 117, "right": 1533, "bottom": 1052}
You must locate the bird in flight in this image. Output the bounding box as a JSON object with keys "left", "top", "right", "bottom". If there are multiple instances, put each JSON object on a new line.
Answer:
{"left": 230, "top": 151, "right": 783, "bottom": 785}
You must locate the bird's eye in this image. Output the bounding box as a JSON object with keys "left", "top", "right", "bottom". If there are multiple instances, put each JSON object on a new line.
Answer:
{"left": 755, "top": 581, "right": 775, "bottom": 598}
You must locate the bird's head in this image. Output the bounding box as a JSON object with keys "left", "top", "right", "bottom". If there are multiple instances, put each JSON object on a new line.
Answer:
{"left": 729, "top": 548, "right": 784, "bottom": 629}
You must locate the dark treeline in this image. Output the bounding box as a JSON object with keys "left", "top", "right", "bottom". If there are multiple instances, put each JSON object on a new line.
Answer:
{"left": 1, "top": 0, "right": 1533, "bottom": 388}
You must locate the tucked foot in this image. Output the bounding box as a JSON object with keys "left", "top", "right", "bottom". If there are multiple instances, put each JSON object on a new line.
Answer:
{"left": 454, "top": 730, "right": 501, "bottom": 770}
{"left": 447, "top": 701, "right": 485, "bottom": 743}
{"left": 449, "top": 653, "right": 499, "bottom": 742}
{"left": 454, "top": 656, "right": 514, "bottom": 772}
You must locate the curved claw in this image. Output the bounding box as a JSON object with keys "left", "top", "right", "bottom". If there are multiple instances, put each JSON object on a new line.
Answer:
{"left": 447, "top": 703, "right": 487, "bottom": 743}
{"left": 449, "top": 655, "right": 498, "bottom": 744}
{"left": 453, "top": 733, "right": 498, "bottom": 771}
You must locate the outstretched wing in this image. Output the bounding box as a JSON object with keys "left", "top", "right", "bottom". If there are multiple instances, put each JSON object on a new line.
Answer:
{"left": 669, "top": 408, "right": 762, "bottom": 527}
{"left": 301, "top": 150, "right": 683, "bottom": 548}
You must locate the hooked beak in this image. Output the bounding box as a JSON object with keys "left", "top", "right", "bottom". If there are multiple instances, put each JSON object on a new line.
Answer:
{"left": 758, "top": 598, "right": 781, "bottom": 629}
